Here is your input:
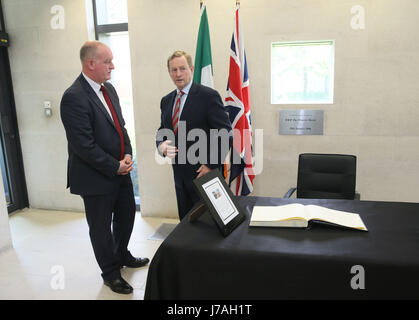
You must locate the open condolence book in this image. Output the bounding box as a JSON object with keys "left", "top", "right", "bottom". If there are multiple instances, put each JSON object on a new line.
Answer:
{"left": 250, "top": 204, "right": 368, "bottom": 231}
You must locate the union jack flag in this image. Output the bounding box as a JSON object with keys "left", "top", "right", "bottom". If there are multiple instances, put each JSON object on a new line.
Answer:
{"left": 225, "top": 4, "right": 255, "bottom": 196}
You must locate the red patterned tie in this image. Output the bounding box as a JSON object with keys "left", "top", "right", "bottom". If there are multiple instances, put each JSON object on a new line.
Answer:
{"left": 172, "top": 90, "right": 184, "bottom": 135}
{"left": 100, "top": 85, "right": 125, "bottom": 160}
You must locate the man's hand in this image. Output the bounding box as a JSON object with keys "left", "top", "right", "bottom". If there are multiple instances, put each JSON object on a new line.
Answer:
{"left": 117, "top": 155, "right": 134, "bottom": 175}
{"left": 196, "top": 165, "right": 211, "bottom": 178}
{"left": 159, "top": 140, "right": 178, "bottom": 158}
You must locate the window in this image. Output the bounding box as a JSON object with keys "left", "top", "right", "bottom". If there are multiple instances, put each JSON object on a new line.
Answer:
{"left": 271, "top": 40, "right": 334, "bottom": 104}
{"left": 94, "top": 0, "right": 127, "bottom": 25}
{"left": 93, "top": 0, "right": 140, "bottom": 208}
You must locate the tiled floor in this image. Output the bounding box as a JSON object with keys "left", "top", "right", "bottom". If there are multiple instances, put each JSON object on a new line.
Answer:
{"left": 0, "top": 208, "right": 178, "bottom": 300}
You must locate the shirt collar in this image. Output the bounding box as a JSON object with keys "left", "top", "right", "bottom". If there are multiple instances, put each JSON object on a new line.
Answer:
{"left": 82, "top": 72, "right": 102, "bottom": 94}
{"left": 177, "top": 80, "right": 193, "bottom": 96}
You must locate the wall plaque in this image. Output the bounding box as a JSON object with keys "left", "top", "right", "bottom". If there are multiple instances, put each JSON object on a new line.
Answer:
{"left": 279, "top": 110, "right": 324, "bottom": 135}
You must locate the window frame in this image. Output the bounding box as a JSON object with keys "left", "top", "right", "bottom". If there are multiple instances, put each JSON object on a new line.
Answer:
{"left": 92, "top": 0, "right": 128, "bottom": 40}
{"left": 271, "top": 39, "right": 335, "bottom": 105}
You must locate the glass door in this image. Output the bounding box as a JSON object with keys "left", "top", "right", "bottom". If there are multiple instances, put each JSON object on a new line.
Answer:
{"left": 0, "top": 0, "right": 29, "bottom": 213}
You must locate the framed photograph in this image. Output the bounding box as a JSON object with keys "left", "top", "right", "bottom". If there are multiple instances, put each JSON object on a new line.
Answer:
{"left": 192, "top": 169, "right": 246, "bottom": 237}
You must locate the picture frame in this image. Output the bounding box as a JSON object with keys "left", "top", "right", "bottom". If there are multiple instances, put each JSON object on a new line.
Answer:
{"left": 192, "top": 169, "right": 246, "bottom": 237}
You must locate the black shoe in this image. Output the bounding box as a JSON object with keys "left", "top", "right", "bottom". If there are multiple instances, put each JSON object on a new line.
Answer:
{"left": 103, "top": 277, "right": 133, "bottom": 294}
{"left": 121, "top": 257, "right": 150, "bottom": 268}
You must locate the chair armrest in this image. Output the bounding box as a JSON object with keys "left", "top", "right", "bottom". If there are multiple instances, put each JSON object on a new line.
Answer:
{"left": 284, "top": 187, "right": 296, "bottom": 198}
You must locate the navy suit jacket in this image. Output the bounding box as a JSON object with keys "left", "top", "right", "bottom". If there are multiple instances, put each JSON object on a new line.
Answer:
{"left": 156, "top": 82, "right": 232, "bottom": 179}
{"left": 60, "top": 74, "right": 132, "bottom": 196}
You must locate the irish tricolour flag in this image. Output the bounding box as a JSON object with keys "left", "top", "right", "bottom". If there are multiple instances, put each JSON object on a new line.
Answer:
{"left": 193, "top": 3, "right": 214, "bottom": 88}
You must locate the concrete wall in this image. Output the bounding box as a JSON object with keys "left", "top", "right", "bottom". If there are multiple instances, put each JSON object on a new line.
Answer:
{"left": 2, "top": 0, "right": 89, "bottom": 212}
{"left": 1, "top": 0, "right": 419, "bottom": 219}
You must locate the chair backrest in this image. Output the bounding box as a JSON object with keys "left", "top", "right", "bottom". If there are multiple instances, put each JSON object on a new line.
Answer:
{"left": 297, "top": 153, "right": 357, "bottom": 200}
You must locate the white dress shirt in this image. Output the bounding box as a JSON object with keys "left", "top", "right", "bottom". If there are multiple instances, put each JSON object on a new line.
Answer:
{"left": 82, "top": 72, "right": 113, "bottom": 120}
{"left": 172, "top": 80, "right": 193, "bottom": 118}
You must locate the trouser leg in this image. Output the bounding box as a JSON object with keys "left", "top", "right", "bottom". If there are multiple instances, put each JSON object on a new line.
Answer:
{"left": 174, "top": 172, "right": 201, "bottom": 220}
{"left": 83, "top": 193, "right": 121, "bottom": 281}
{"left": 112, "top": 175, "right": 136, "bottom": 262}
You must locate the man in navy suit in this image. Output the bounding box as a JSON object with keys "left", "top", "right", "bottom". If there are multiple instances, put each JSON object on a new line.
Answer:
{"left": 60, "top": 41, "right": 148, "bottom": 294}
{"left": 156, "top": 51, "right": 232, "bottom": 220}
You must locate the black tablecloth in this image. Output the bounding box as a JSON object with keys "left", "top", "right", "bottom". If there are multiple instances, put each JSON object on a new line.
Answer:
{"left": 144, "top": 196, "right": 419, "bottom": 299}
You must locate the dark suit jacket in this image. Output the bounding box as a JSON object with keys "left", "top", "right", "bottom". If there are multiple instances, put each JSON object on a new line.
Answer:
{"left": 60, "top": 73, "right": 132, "bottom": 196}
{"left": 156, "top": 82, "right": 232, "bottom": 179}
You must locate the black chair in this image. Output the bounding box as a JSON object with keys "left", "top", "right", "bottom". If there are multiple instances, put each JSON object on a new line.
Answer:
{"left": 284, "top": 153, "right": 360, "bottom": 200}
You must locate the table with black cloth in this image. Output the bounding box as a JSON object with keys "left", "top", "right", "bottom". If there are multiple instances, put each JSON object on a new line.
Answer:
{"left": 144, "top": 196, "right": 419, "bottom": 299}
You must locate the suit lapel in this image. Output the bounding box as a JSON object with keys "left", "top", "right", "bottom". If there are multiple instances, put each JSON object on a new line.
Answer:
{"left": 78, "top": 75, "right": 115, "bottom": 128}
{"left": 164, "top": 90, "right": 177, "bottom": 129}
{"left": 103, "top": 82, "right": 124, "bottom": 126}
{"left": 179, "top": 82, "right": 198, "bottom": 121}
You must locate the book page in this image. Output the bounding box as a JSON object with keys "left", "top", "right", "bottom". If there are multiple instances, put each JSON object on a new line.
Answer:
{"left": 251, "top": 203, "right": 309, "bottom": 222}
{"left": 305, "top": 205, "right": 368, "bottom": 231}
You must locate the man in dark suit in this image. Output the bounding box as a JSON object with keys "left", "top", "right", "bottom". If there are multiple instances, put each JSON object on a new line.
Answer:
{"left": 156, "top": 51, "right": 232, "bottom": 220}
{"left": 60, "top": 41, "right": 149, "bottom": 294}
